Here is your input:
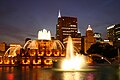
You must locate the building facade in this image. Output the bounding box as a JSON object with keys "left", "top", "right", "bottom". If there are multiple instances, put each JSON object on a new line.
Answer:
{"left": 107, "top": 24, "right": 120, "bottom": 47}
{"left": 94, "top": 32, "right": 102, "bottom": 42}
{"left": 84, "top": 25, "right": 96, "bottom": 53}
{"left": 0, "top": 42, "right": 6, "bottom": 52}
{"left": 107, "top": 25, "right": 115, "bottom": 42}
{"left": 56, "top": 12, "right": 79, "bottom": 42}
{"left": 63, "top": 37, "right": 82, "bottom": 53}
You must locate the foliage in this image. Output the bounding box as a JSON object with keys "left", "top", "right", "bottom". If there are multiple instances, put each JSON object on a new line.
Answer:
{"left": 87, "top": 42, "right": 118, "bottom": 58}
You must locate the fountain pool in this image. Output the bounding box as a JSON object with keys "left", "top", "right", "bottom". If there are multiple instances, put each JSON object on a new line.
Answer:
{"left": 53, "top": 36, "right": 95, "bottom": 71}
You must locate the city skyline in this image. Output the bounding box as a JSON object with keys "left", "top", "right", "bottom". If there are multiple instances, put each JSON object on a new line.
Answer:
{"left": 0, "top": 0, "right": 120, "bottom": 44}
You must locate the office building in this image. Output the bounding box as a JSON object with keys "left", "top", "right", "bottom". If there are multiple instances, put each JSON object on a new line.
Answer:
{"left": 56, "top": 11, "right": 80, "bottom": 42}
{"left": 107, "top": 24, "right": 120, "bottom": 47}
{"left": 84, "top": 25, "right": 96, "bottom": 53}
{"left": 94, "top": 32, "right": 102, "bottom": 42}
{"left": 0, "top": 42, "right": 6, "bottom": 52}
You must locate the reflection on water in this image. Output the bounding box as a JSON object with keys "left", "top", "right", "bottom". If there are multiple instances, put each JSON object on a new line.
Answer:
{"left": 0, "top": 65, "right": 119, "bottom": 80}
{"left": 52, "top": 71, "right": 96, "bottom": 80}
{"left": 62, "top": 72, "right": 82, "bottom": 80}
{"left": 62, "top": 72, "right": 96, "bottom": 80}
{"left": 7, "top": 73, "right": 14, "bottom": 80}
{"left": 86, "top": 73, "right": 96, "bottom": 80}
{"left": 118, "top": 69, "right": 120, "bottom": 80}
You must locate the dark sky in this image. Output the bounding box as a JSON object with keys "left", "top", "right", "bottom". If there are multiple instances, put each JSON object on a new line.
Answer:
{"left": 0, "top": 0, "right": 120, "bottom": 44}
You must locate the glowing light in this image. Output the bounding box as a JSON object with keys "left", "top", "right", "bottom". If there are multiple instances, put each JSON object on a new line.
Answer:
{"left": 27, "top": 40, "right": 38, "bottom": 49}
{"left": 33, "top": 59, "right": 41, "bottom": 64}
{"left": 107, "top": 25, "right": 115, "bottom": 30}
{"left": 118, "top": 38, "right": 120, "bottom": 40}
{"left": 0, "top": 61, "right": 2, "bottom": 64}
{"left": 104, "top": 39, "right": 109, "bottom": 42}
{"left": 62, "top": 55, "right": 87, "bottom": 70}
{"left": 11, "top": 60, "right": 15, "bottom": 64}
{"left": 22, "top": 59, "right": 30, "bottom": 64}
{"left": 87, "top": 25, "right": 92, "bottom": 31}
{"left": 44, "top": 59, "right": 53, "bottom": 65}
{"left": 77, "top": 28, "right": 81, "bottom": 33}
{"left": 61, "top": 36, "right": 87, "bottom": 70}
{"left": 7, "top": 74, "right": 14, "bottom": 80}
{"left": 4, "top": 45, "right": 22, "bottom": 57}
{"left": 4, "top": 60, "right": 10, "bottom": 64}
{"left": 58, "top": 10, "right": 61, "bottom": 18}
{"left": 46, "top": 52, "right": 52, "bottom": 56}
{"left": 38, "top": 52, "right": 44, "bottom": 56}
{"left": 38, "top": 29, "right": 51, "bottom": 40}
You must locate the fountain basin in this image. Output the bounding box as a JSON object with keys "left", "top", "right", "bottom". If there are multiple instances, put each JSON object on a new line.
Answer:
{"left": 52, "top": 68, "right": 97, "bottom": 72}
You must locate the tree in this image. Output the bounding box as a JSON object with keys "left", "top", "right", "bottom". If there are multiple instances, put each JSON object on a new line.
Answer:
{"left": 87, "top": 42, "right": 117, "bottom": 58}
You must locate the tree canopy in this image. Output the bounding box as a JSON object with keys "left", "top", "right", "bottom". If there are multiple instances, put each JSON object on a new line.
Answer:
{"left": 87, "top": 42, "right": 118, "bottom": 58}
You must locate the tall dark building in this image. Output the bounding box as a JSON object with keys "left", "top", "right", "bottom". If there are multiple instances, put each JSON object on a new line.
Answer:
{"left": 107, "top": 25, "right": 115, "bottom": 42}
{"left": 107, "top": 24, "right": 120, "bottom": 47}
{"left": 56, "top": 11, "right": 79, "bottom": 42}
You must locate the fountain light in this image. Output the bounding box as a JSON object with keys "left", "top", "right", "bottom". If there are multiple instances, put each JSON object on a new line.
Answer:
{"left": 44, "top": 59, "right": 53, "bottom": 65}
{"left": 4, "top": 45, "right": 22, "bottom": 57}
{"left": 33, "top": 59, "right": 41, "bottom": 64}
{"left": 38, "top": 29, "right": 51, "bottom": 40}
{"left": 22, "top": 59, "right": 30, "bottom": 64}
{"left": 61, "top": 36, "right": 87, "bottom": 70}
{"left": 62, "top": 55, "right": 87, "bottom": 70}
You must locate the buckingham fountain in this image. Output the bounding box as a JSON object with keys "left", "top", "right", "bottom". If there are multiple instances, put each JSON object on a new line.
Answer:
{"left": 0, "top": 29, "right": 119, "bottom": 80}
{"left": 0, "top": 29, "right": 94, "bottom": 70}
{"left": 0, "top": 29, "right": 66, "bottom": 67}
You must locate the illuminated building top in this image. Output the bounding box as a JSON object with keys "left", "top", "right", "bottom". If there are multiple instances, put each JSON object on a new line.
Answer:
{"left": 56, "top": 16, "right": 78, "bottom": 42}
{"left": 87, "top": 25, "right": 92, "bottom": 31}
{"left": 107, "top": 24, "right": 120, "bottom": 43}
{"left": 107, "top": 25, "right": 115, "bottom": 30}
{"left": 77, "top": 28, "right": 81, "bottom": 33}
{"left": 58, "top": 10, "right": 61, "bottom": 18}
{"left": 38, "top": 29, "right": 51, "bottom": 40}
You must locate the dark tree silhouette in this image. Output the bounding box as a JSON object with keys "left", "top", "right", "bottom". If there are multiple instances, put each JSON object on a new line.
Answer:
{"left": 87, "top": 42, "right": 117, "bottom": 58}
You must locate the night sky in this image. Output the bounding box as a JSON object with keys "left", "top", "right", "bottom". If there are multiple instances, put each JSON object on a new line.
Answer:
{"left": 0, "top": 0, "right": 120, "bottom": 45}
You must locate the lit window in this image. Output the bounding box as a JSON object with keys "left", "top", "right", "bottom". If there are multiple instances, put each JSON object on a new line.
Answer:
{"left": 70, "top": 25, "right": 76, "bottom": 27}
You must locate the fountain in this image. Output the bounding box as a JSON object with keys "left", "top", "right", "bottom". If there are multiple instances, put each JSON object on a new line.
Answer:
{"left": 38, "top": 29, "right": 51, "bottom": 40}
{"left": 53, "top": 36, "right": 114, "bottom": 71}
{"left": 21, "top": 29, "right": 65, "bottom": 66}
{"left": 2, "top": 45, "right": 22, "bottom": 65}
{"left": 4, "top": 45, "right": 22, "bottom": 57}
{"left": 53, "top": 36, "right": 93, "bottom": 71}
{"left": 23, "top": 29, "right": 65, "bottom": 57}
{"left": 61, "top": 36, "right": 87, "bottom": 70}
{"left": 2, "top": 29, "right": 66, "bottom": 66}
{"left": 0, "top": 29, "right": 112, "bottom": 68}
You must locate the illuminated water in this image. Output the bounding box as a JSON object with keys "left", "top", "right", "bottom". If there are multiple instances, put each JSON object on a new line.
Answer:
{"left": 61, "top": 36, "right": 87, "bottom": 70}
{"left": 0, "top": 65, "right": 119, "bottom": 80}
{"left": 38, "top": 29, "right": 51, "bottom": 40}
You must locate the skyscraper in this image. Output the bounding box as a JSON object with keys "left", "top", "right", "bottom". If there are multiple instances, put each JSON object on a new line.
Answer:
{"left": 56, "top": 11, "right": 79, "bottom": 42}
{"left": 84, "top": 25, "right": 96, "bottom": 53}
{"left": 107, "top": 25, "right": 115, "bottom": 42}
{"left": 107, "top": 24, "right": 120, "bottom": 47}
